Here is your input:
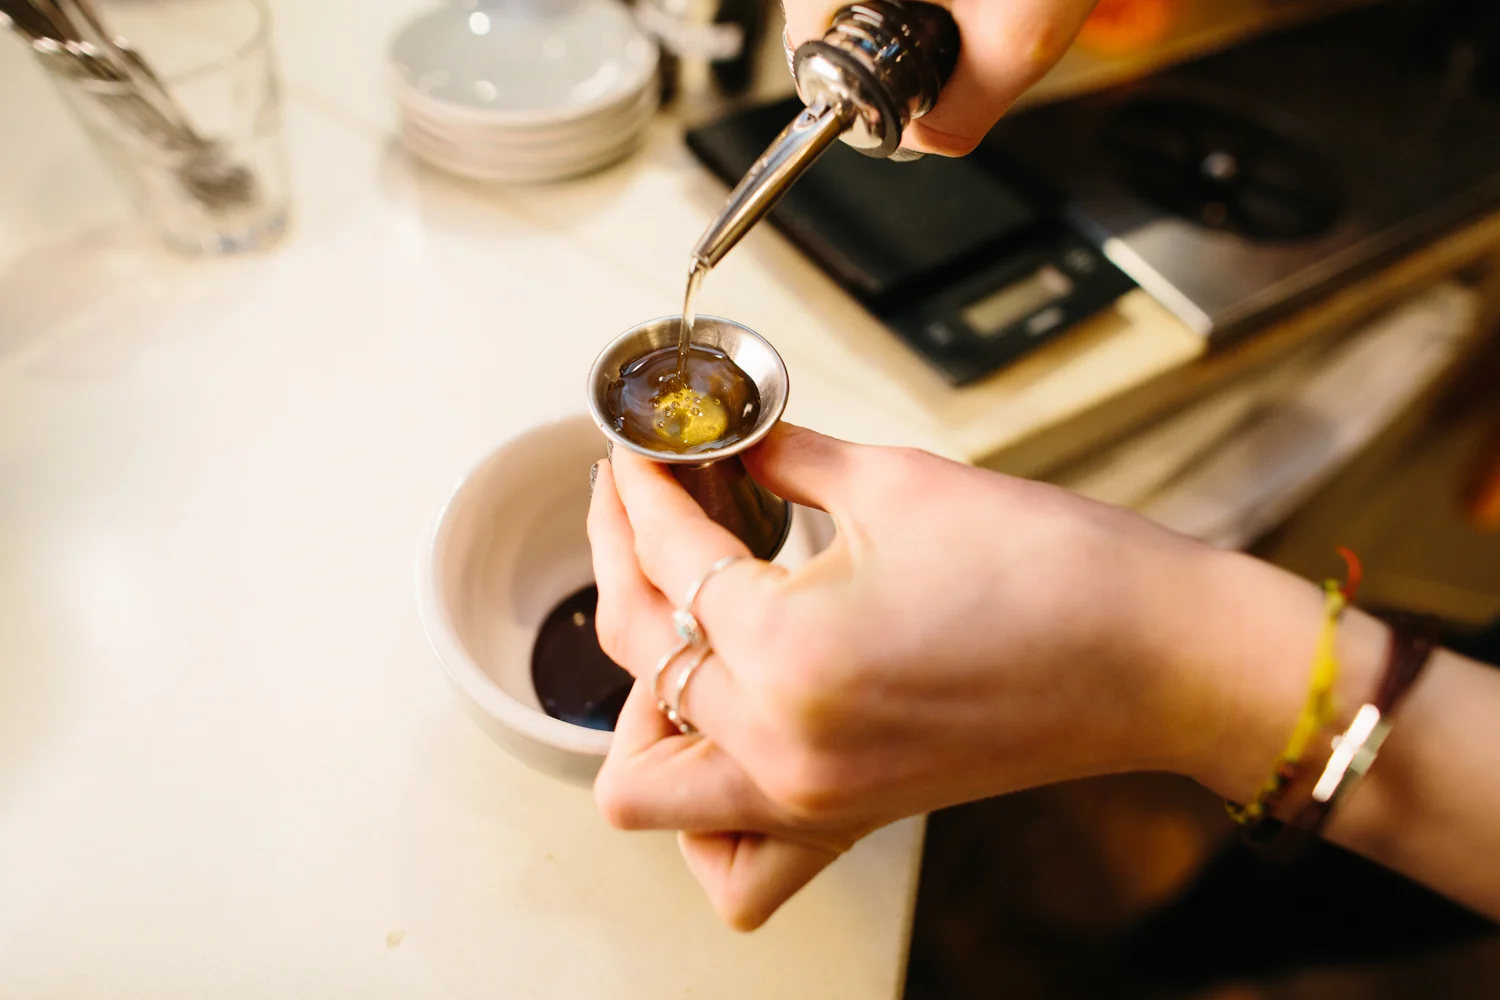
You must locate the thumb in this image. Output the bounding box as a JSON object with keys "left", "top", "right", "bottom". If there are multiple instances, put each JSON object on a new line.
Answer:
{"left": 904, "top": 0, "right": 1098, "bottom": 156}
{"left": 741, "top": 423, "right": 865, "bottom": 515}
{"left": 678, "top": 830, "right": 840, "bottom": 931}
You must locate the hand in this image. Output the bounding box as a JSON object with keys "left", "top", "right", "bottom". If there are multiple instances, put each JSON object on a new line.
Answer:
{"left": 586, "top": 424, "right": 1252, "bottom": 929}
{"left": 782, "top": 0, "right": 1101, "bottom": 155}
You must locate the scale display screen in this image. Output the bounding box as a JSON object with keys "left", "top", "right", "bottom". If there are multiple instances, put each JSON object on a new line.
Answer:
{"left": 961, "top": 265, "right": 1074, "bottom": 337}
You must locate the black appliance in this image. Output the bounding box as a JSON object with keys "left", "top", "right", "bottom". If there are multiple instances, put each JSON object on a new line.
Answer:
{"left": 686, "top": 0, "right": 1500, "bottom": 382}
{"left": 990, "top": 0, "right": 1500, "bottom": 339}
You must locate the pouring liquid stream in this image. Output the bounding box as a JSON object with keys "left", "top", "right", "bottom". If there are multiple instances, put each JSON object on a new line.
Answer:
{"left": 606, "top": 256, "right": 762, "bottom": 454}
{"left": 677, "top": 257, "right": 709, "bottom": 376}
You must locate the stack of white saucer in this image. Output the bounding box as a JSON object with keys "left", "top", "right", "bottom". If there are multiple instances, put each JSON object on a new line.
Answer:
{"left": 390, "top": 0, "right": 660, "bottom": 184}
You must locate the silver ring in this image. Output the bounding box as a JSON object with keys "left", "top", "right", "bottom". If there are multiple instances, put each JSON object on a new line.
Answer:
{"left": 672, "top": 554, "right": 748, "bottom": 646}
{"left": 651, "top": 638, "right": 693, "bottom": 708}
{"left": 663, "top": 646, "right": 711, "bottom": 735}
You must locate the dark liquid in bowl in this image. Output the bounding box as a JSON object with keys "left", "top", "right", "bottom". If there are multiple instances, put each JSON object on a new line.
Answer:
{"left": 530, "top": 585, "right": 632, "bottom": 731}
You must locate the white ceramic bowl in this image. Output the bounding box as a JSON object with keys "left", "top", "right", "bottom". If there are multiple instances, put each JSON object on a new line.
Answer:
{"left": 417, "top": 414, "right": 833, "bottom": 784}
{"left": 419, "top": 415, "right": 609, "bottom": 783}
{"left": 389, "top": 0, "right": 657, "bottom": 127}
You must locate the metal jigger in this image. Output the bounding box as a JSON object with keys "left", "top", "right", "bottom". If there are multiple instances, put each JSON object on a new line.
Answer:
{"left": 586, "top": 315, "right": 792, "bottom": 560}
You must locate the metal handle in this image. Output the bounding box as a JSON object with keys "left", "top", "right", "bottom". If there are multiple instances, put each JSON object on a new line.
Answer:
{"left": 63, "top": 0, "right": 204, "bottom": 141}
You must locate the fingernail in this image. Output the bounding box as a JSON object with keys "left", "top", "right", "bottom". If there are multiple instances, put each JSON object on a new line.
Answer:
{"left": 589, "top": 461, "right": 600, "bottom": 496}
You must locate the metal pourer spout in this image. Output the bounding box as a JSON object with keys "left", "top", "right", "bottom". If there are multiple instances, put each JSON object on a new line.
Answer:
{"left": 690, "top": 101, "right": 852, "bottom": 269}
{"left": 688, "top": 1, "right": 961, "bottom": 270}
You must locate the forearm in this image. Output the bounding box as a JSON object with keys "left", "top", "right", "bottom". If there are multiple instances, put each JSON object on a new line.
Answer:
{"left": 1328, "top": 648, "right": 1500, "bottom": 919}
{"left": 1170, "top": 549, "right": 1500, "bottom": 920}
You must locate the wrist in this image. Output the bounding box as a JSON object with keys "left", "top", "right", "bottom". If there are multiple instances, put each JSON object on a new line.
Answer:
{"left": 1131, "top": 544, "right": 1389, "bottom": 802}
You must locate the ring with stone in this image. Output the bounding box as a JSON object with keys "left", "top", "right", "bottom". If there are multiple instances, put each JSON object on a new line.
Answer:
{"left": 672, "top": 554, "right": 748, "bottom": 647}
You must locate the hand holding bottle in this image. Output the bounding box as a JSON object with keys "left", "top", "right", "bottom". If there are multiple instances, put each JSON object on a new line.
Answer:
{"left": 782, "top": 0, "right": 1101, "bottom": 155}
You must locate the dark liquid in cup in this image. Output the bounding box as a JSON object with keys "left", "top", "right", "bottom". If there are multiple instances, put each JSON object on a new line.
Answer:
{"left": 530, "top": 585, "right": 632, "bottom": 731}
{"left": 606, "top": 344, "right": 761, "bottom": 455}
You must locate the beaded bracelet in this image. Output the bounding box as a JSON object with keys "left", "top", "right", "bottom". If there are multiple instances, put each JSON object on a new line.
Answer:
{"left": 1226, "top": 549, "right": 1362, "bottom": 833}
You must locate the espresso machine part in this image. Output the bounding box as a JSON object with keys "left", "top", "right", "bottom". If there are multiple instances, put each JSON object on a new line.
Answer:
{"left": 690, "top": 0, "right": 960, "bottom": 269}
{"left": 635, "top": 0, "right": 767, "bottom": 107}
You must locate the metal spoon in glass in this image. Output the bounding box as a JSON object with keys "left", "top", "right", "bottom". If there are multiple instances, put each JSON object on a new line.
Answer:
{"left": 1, "top": 0, "right": 259, "bottom": 213}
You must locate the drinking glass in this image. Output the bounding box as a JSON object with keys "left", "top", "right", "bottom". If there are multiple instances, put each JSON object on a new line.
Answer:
{"left": 43, "top": 0, "right": 290, "bottom": 254}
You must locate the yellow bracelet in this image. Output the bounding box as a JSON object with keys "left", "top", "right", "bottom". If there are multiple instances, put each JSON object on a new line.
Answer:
{"left": 1226, "top": 579, "right": 1348, "bottom": 827}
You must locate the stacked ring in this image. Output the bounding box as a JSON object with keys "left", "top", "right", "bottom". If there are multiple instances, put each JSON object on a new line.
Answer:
{"left": 662, "top": 647, "right": 711, "bottom": 735}
{"left": 653, "top": 554, "right": 751, "bottom": 735}
{"left": 651, "top": 638, "right": 694, "bottom": 709}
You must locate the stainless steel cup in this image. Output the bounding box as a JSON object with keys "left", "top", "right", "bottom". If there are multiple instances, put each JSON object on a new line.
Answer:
{"left": 586, "top": 315, "right": 792, "bottom": 560}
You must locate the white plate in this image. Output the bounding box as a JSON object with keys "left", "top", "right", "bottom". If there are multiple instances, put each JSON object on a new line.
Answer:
{"left": 400, "top": 87, "right": 656, "bottom": 158}
{"left": 389, "top": 0, "right": 658, "bottom": 127}
{"left": 398, "top": 129, "right": 648, "bottom": 175}
{"left": 399, "top": 117, "right": 641, "bottom": 173}
{"left": 399, "top": 116, "right": 647, "bottom": 172}
{"left": 395, "top": 67, "right": 656, "bottom": 140}
{"left": 401, "top": 125, "right": 642, "bottom": 183}
{"left": 404, "top": 139, "right": 639, "bottom": 184}
{"left": 400, "top": 77, "right": 656, "bottom": 143}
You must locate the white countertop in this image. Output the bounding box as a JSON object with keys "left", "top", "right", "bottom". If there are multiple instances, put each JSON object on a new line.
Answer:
{"left": 0, "top": 1, "right": 1420, "bottom": 994}
{"left": 0, "top": 4, "right": 929, "bottom": 996}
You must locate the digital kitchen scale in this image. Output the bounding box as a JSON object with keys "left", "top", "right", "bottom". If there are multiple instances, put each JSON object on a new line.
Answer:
{"left": 686, "top": 97, "right": 1135, "bottom": 385}
{"left": 984, "top": 0, "right": 1500, "bottom": 341}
